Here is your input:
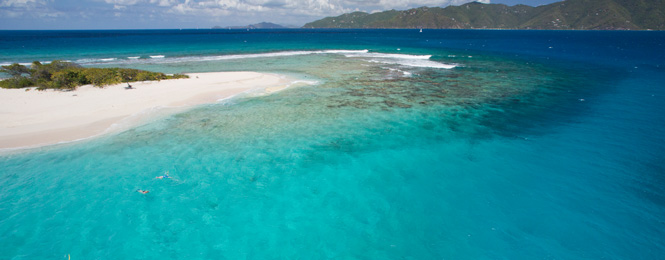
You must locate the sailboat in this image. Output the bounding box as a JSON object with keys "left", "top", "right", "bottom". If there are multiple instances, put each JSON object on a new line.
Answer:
{"left": 419, "top": 28, "right": 423, "bottom": 33}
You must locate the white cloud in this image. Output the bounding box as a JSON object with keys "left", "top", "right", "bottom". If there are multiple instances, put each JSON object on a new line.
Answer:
{"left": 0, "top": 0, "right": 45, "bottom": 7}
{"left": 166, "top": 0, "right": 489, "bottom": 18}
{"left": 345, "top": 0, "right": 491, "bottom": 11}
{"left": 103, "top": 0, "right": 177, "bottom": 8}
{"left": 0, "top": 8, "right": 23, "bottom": 17}
{"left": 2, "top": 0, "right": 491, "bottom": 29}
{"left": 149, "top": 0, "right": 177, "bottom": 7}
{"left": 0, "top": 0, "right": 65, "bottom": 19}
{"left": 104, "top": 0, "right": 142, "bottom": 5}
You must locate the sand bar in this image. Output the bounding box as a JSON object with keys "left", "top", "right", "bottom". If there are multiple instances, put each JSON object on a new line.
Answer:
{"left": 0, "top": 71, "right": 292, "bottom": 150}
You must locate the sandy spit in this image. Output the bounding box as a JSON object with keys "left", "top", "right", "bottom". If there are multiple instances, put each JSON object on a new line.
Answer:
{"left": 0, "top": 71, "right": 292, "bottom": 150}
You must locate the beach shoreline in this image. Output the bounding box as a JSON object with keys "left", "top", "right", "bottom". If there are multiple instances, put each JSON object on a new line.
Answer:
{"left": 0, "top": 71, "right": 295, "bottom": 150}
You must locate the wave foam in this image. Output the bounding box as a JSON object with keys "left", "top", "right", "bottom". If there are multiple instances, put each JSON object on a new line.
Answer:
{"left": 344, "top": 52, "right": 456, "bottom": 69}
{"left": 0, "top": 61, "right": 53, "bottom": 67}
{"left": 345, "top": 53, "right": 432, "bottom": 60}
{"left": 76, "top": 58, "right": 107, "bottom": 64}
{"left": 2, "top": 50, "right": 455, "bottom": 70}
{"left": 161, "top": 50, "right": 370, "bottom": 64}
{"left": 59, "top": 50, "right": 370, "bottom": 65}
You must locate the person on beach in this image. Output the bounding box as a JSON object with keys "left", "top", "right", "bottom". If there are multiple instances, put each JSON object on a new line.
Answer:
{"left": 137, "top": 189, "right": 149, "bottom": 194}
{"left": 155, "top": 171, "right": 170, "bottom": 179}
{"left": 125, "top": 83, "right": 133, "bottom": 89}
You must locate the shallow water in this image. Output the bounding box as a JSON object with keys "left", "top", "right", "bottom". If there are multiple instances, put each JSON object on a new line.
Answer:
{"left": 1, "top": 29, "right": 664, "bottom": 259}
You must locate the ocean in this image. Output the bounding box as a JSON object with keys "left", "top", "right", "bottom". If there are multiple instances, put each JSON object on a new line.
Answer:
{"left": 1, "top": 29, "right": 664, "bottom": 259}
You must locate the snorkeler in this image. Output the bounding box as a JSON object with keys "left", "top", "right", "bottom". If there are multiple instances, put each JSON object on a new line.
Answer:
{"left": 155, "top": 171, "right": 170, "bottom": 179}
{"left": 137, "top": 189, "right": 149, "bottom": 194}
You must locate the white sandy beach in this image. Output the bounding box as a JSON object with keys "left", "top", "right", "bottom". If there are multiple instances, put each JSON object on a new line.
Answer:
{"left": 0, "top": 71, "right": 292, "bottom": 150}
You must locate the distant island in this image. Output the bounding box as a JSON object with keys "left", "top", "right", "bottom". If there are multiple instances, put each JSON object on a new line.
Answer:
{"left": 303, "top": 0, "right": 665, "bottom": 30}
{"left": 213, "top": 22, "right": 287, "bottom": 29}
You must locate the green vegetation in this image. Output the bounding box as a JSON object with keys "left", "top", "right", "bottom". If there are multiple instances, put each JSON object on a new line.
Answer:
{"left": 303, "top": 0, "right": 665, "bottom": 30}
{"left": 0, "top": 60, "right": 188, "bottom": 90}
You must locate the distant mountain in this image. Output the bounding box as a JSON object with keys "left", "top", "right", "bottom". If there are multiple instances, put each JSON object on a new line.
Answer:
{"left": 303, "top": 0, "right": 665, "bottom": 30}
{"left": 213, "top": 22, "right": 287, "bottom": 29}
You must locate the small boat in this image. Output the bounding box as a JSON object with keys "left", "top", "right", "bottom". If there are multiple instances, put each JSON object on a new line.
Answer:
{"left": 420, "top": 29, "right": 423, "bottom": 33}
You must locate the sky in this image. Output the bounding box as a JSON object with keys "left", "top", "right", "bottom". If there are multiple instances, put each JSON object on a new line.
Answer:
{"left": 0, "top": 0, "right": 562, "bottom": 30}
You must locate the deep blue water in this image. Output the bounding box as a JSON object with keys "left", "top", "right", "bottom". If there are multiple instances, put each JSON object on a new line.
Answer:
{"left": 1, "top": 29, "right": 664, "bottom": 259}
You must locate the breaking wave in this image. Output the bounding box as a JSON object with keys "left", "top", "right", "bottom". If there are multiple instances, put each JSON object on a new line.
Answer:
{"left": 1, "top": 50, "right": 456, "bottom": 70}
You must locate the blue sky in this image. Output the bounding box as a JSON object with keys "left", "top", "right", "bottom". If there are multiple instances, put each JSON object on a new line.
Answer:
{"left": 0, "top": 0, "right": 561, "bottom": 30}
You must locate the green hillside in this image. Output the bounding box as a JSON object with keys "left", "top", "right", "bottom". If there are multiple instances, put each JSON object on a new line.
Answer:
{"left": 303, "top": 0, "right": 665, "bottom": 30}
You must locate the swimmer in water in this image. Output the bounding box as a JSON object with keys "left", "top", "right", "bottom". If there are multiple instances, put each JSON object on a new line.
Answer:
{"left": 155, "top": 171, "right": 170, "bottom": 179}
{"left": 137, "top": 189, "right": 149, "bottom": 194}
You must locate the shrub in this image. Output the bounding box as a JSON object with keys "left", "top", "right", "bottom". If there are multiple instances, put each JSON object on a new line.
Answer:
{"left": 51, "top": 69, "right": 87, "bottom": 89}
{"left": 1, "top": 63, "right": 31, "bottom": 77}
{"left": 36, "top": 80, "right": 53, "bottom": 90}
{"left": 47, "top": 60, "right": 81, "bottom": 72}
{"left": 135, "top": 71, "right": 154, "bottom": 81}
{"left": 133, "top": 70, "right": 173, "bottom": 81}
{"left": 117, "top": 68, "right": 140, "bottom": 82}
{"left": 30, "top": 60, "right": 81, "bottom": 83}
{"left": 0, "top": 59, "right": 187, "bottom": 89}
{"left": 170, "top": 74, "right": 189, "bottom": 79}
{"left": 0, "top": 76, "right": 33, "bottom": 89}
{"left": 83, "top": 68, "right": 121, "bottom": 86}
{"left": 30, "top": 61, "right": 50, "bottom": 82}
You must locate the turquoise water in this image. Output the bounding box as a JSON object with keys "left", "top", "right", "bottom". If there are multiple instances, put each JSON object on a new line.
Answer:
{"left": 1, "top": 29, "right": 664, "bottom": 259}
